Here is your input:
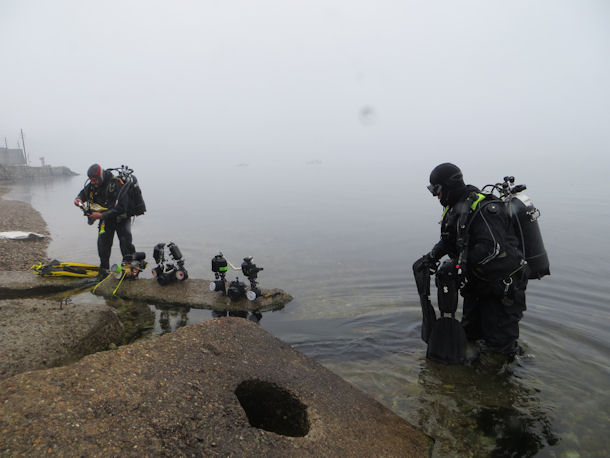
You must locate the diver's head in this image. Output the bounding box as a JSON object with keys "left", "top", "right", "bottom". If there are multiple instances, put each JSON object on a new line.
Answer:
{"left": 87, "top": 163, "right": 104, "bottom": 187}
{"left": 428, "top": 163, "right": 466, "bottom": 207}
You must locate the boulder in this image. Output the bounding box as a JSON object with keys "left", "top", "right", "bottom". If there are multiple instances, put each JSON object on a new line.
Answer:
{"left": 0, "top": 318, "right": 433, "bottom": 456}
{"left": 0, "top": 297, "right": 123, "bottom": 380}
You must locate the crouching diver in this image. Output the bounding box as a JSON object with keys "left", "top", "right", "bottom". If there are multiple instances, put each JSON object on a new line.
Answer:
{"left": 414, "top": 163, "right": 529, "bottom": 362}
{"left": 74, "top": 163, "right": 137, "bottom": 276}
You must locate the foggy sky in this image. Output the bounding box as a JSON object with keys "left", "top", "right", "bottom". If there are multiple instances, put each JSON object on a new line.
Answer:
{"left": 1, "top": 0, "right": 609, "bottom": 180}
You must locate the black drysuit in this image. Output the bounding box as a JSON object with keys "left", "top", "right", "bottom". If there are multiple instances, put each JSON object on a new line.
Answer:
{"left": 77, "top": 170, "right": 136, "bottom": 270}
{"left": 430, "top": 185, "right": 528, "bottom": 355}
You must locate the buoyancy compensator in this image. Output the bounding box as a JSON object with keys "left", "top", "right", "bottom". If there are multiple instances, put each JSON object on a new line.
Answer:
{"left": 483, "top": 176, "right": 550, "bottom": 279}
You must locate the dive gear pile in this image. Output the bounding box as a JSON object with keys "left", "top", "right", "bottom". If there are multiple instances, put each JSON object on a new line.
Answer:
{"left": 93, "top": 251, "right": 148, "bottom": 295}
{"left": 113, "top": 252, "right": 148, "bottom": 279}
{"left": 152, "top": 242, "right": 188, "bottom": 285}
{"left": 210, "top": 253, "right": 265, "bottom": 301}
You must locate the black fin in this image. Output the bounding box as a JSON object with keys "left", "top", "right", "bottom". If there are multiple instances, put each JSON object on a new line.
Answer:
{"left": 426, "top": 317, "right": 468, "bottom": 365}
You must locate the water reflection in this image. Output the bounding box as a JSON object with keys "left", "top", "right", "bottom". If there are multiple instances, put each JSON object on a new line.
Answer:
{"left": 147, "top": 304, "right": 264, "bottom": 335}
{"left": 154, "top": 304, "right": 191, "bottom": 334}
{"left": 417, "top": 355, "right": 558, "bottom": 457}
{"left": 212, "top": 310, "right": 263, "bottom": 324}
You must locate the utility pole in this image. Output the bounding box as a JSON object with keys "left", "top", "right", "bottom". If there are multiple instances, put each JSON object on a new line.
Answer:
{"left": 20, "top": 129, "right": 28, "bottom": 165}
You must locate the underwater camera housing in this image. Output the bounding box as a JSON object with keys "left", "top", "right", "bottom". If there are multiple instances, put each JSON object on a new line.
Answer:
{"left": 227, "top": 277, "right": 247, "bottom": 302}
{"left": 77, "top": 201, "right": 95, "bottom": 225}
{"left": 111, "top": 251, "right": 147, "bottom": 279}
{"left": 152, "top": 242, "right": 188, "bottom": 285}
{"left": 242, "top": 256, "right": 264, "bottom": 301}
{"left": 210, "top": 254, "right": 265, "bottom": 301}
{"left": 210, "top": 252, "right": 229, "bottom": 294}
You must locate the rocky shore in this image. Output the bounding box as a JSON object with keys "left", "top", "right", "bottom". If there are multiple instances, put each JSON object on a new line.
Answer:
{"left": 0, "top": 185, "right": 433, "bottom": 456}
{"left": 0, "top": 187, "right": 125, "bottom": 379}
{"left": 0, "top": 187, "right": 50, "bottom": 270}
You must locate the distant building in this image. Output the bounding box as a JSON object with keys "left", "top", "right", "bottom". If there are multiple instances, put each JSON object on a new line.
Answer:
{"left": 0, "top": 147, "right": 27, "bottom": 166}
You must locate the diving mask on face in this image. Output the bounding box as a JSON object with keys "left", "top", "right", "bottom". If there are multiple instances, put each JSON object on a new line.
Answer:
{"left": 427, "top": 183, "right": 442, "bottom": 196}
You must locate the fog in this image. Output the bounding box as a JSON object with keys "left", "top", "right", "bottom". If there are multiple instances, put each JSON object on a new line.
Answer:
{"left": 1, "top": 0, "right": 609, "bottom": 183}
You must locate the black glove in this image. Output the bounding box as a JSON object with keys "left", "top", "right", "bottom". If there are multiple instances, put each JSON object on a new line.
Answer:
{"left": 413, "top": 252, "right": 439, "bottom": 274}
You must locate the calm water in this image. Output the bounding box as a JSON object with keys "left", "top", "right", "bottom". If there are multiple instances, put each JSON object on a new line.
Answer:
{"left": 6, "top": 160, "right": 609, "bottom": 457}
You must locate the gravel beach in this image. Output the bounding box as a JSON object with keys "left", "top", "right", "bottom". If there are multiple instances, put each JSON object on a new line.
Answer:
{"left": 0, "top": 186, "right": 50, "bottom": 270}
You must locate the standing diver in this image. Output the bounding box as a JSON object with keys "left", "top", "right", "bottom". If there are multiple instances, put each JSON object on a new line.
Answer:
{"left": 416, "top": 163, "right": 529, "bottom": 358}
{"left": 74, "top": 163, "right": 137, "bottom": 277}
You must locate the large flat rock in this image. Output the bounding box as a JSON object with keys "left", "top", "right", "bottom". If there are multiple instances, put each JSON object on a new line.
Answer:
{"left": 0, "top": 271, "right": 292, "bottom": 312}
{"left": 0, "top": 318, "right": 433, "bottom": 456}
{"left": 0, "top": 297, "right": 123, "bottom": 380}
{"left": 92, "top": 277, "right": 293, "bottom": 313}
{"left": 0, "top": 271, "right": 94, "bottom": 298}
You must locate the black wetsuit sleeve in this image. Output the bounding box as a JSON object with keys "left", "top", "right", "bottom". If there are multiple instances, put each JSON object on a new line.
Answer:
{"left": 100, "top": 179, "right": 126, "bottom": 220}
{"left": 76, "top": 184, "right": 90, "bottom": 202}
{"left": 430, "top": 239, "right": 451, "bottom": 261}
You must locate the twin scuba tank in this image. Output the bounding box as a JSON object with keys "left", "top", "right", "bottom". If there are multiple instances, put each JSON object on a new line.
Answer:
{"left": 152, "top": 242, "right": 188, "bottom": 285}
{"left": 494, "top": 176, "right": 550, "bottom": 280}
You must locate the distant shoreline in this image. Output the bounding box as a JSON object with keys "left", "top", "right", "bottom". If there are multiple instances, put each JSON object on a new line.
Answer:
{"left": 0, "top": 164, "right": 77, "bottom": 182}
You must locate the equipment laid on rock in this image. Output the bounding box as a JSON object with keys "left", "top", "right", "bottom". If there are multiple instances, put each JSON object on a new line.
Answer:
{"left": 242, "top": 256, "right": 264, "bottom": 301}
{"left": 227, "top": 277, "right": 248, "bottom": 301}
{"left": 31, "top": 260, "right": 101, "bottom": 278}
{"left": 209, "top": 253, "right": 265, "bottom": 301}
{"left": 152, "top": 242, "right": 188, "bottom": 285}
{"left": 210, "top": 252, "right": 228, "bottom": 294}
{"left": 93, "top": 251, "right": 148, "bottom": 295}
{"left": 111, "top": 252, "right": 148, "bottom": 280}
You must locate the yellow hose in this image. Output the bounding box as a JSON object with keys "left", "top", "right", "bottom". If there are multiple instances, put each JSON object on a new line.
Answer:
{"left": 92, "top": 272, "right": 113, "bottom": 293}
{"left": 113, "top": 271, "right": 127, "bottom": 295}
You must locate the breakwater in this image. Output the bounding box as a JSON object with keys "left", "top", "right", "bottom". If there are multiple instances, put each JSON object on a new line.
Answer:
{"left": 0, "top": 165, "right": 77, "bottom": 181}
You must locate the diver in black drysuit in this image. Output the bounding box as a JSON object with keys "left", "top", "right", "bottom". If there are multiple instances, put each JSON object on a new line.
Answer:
{"left": 420, "top": 163, "right": 528, "bottom": 357}
{"left": 74, "top": 163, "right": 136, "bottom": 272}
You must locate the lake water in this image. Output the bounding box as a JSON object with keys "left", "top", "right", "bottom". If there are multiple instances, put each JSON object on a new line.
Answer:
{"left": 6, "top": 159, "right": 609, "bottom": 457}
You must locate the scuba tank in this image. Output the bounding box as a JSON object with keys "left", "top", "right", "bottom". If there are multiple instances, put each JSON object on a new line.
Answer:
{"left": 505, "top": 191, "right": 550, "bottom": 279}
{"left": 485, "top": 176, "right": 550, "bottom": 280}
